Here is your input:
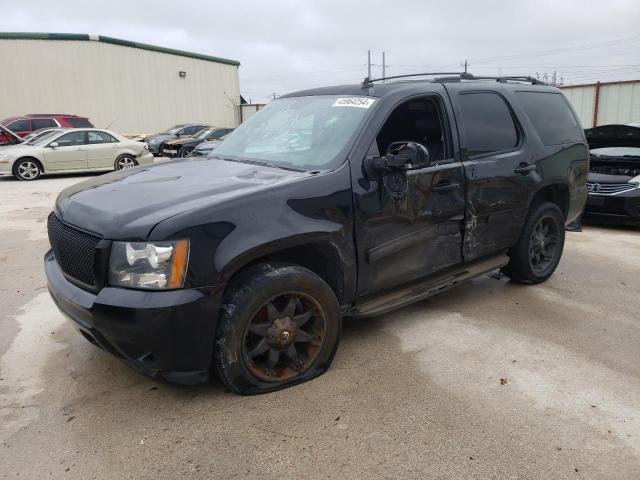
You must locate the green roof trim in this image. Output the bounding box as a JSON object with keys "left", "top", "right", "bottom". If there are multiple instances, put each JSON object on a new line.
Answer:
{"left": 0, "top": 32, "right": 240, "bottom": 66}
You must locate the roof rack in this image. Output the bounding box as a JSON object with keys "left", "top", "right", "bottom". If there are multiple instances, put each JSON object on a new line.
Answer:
{"left": 361, "top": 72, "right": 547, "bottom": 87}
{"left": 362, "top": 72, "right": 470, "bottom": 87}
{"left": 435, "top": 74, "right": 547, "bottom": 85}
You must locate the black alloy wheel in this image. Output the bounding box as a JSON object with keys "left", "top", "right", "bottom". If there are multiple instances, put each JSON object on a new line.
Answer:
{"left": 242, "top": 292, "right": 326, "bottom": 382}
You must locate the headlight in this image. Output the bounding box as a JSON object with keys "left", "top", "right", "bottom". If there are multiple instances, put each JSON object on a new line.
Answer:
{"left": 109, "top": 240, "right": 189, "bottom": 290}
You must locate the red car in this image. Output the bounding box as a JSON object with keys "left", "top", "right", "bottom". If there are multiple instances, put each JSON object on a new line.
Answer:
{"left": 0, "top": 114, "right": 93, "bottom": 144}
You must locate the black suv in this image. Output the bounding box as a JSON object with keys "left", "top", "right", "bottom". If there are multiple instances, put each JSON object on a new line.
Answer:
{"left": 45, "top": 73, "right": 588, "bottom": 394}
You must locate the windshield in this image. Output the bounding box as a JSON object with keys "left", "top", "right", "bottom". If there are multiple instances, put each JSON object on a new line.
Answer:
{"left": 590, "top": 147, "right": 640, "bottom": 158}
{"left": 161, "top": 125, "right": 186, "bottom": 135}
{"left": 194, "top": 128, "right": 214, "bottom": 140}
{"left": 214, "top": 95, "right": 376, "bottom": 170}
{"left": 27, "top": 130, "right": 61, "bottom": 145}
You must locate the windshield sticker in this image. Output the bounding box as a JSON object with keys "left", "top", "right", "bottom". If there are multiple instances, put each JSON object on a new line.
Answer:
{"left": 333, "top": 97, "right": 376, "bottom": 108}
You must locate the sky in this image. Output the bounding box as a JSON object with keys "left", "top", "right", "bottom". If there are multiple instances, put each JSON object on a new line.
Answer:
{"left": 2, "top": 0, "right": 640, "bottom": 103}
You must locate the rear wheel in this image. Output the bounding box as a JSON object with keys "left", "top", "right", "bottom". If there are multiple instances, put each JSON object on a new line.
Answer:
{"left": 13, "top": 158, "right": 41, "bottom": 181}
{"left": 502, "top": 201, "right": 565, "bottom": 284}
{"left": 115, "top": 155, "right": 137, "bottom": 170}
{"left": 213, "top": 263, "right": 340, "bottom": 395}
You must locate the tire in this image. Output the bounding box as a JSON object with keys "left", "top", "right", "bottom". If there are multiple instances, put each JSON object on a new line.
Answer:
{"left": 213, "top": 263, "right": 341, "bottom": 395}
{"left": 13, "top": 158, "right": 42, "bottom": 181}
{"left": 179, "top": 147, "right": 193, "bottom": 157}
{"left": 502, "top": 201, "right": 565, "bottom": 284}
{"left": 114, "top": 155, "right": 138, "bottom": 170}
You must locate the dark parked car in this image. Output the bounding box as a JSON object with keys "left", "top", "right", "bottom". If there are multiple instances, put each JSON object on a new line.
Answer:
{"left": 189, "top": 136, "right": 229, "bottom": 157}
{"left": 584, "top": 124, "right": 640, "bottom": 223}
{"left": 0, "top": 114, "right": 92, "bottom": 144}
{"left": 45, "top": 73, "right": 588, "bottom": 394}
{"left": 162, "top": 127, "right": 233, "bottom": 158}
{"left": 145, "top": 124, "right": 209, "bottom": 155}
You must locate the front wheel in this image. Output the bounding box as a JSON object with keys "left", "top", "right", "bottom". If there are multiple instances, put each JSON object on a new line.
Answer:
{"left": 502, "top": 201, "right": 565, "bottom": 284}
{"left": 115, "top": 155, "right": 138, "bottom": 170}
{"left": 179, "top": 146, "right": 193, "bottom": 157}
{"left": 213, "top": 263, "right": 341, "bottom": 395}
{"left": 13, "top": 158, "right": 41, "bottom": 181}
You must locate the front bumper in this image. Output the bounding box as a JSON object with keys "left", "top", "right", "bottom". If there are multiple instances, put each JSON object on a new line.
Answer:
{"left": 45, "top": 249, "right": 223, "bottom": 385}
{"left": 585, "top": 187, "right": 640, "bottom": 222}
{"left": 162, "top": 147, "right": 180, "bottom": 158}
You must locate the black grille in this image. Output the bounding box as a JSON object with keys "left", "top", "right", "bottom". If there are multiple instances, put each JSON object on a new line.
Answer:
{"left": 47, "top": 213, "right": 101, "bottom": 287}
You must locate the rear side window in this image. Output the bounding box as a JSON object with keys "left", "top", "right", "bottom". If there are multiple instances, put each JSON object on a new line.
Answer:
{"left": 7, "top": 119, "right": 29, "bottom": 132}
{"left": 87, "top": 131, "right": 117, "bottom": 144}
{"left": 32, "top": 118, "right": 57, "bottom": 129}
{"left": 459, "top": 92, "right": 519, "bottom": 156}
{"left": 66, "top": 117, "right": 93, "bottom": 128}
{"left": 515, "top": 92, "right": 583, "bottom": 145}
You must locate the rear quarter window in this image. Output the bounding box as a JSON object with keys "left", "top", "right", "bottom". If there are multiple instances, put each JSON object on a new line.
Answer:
{"left": 515, "top": 92, "right": 583, "bottom": 145}
{"left": 65, "top": 117, "right": 93, "bottom": 128}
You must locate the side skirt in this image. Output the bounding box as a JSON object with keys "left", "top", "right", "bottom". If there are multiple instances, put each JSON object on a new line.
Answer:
{"left": 344, "top": 254, "right": 509, "bottom": 318}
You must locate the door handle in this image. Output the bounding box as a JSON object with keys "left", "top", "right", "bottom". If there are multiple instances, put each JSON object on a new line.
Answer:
{"left": 432, "top": 181, "right": 460, "bottom": 193}
{"left": 514, "top": 163, "right": 536, "bottom": 175}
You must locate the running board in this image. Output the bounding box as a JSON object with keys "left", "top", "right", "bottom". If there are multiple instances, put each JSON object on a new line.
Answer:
{"left": 345, "top": 254, "right": 509, "bottom": 318}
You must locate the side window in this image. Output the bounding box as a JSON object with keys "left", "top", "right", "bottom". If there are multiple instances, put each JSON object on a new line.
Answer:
{"left": 459, "top": 92, "right": 519, "bottom": 156}
{"left": 66, "top": 118, "right": 92, "bottom": 128}
{"left": 55, "top": 131, "right": 86, "bottom": 147}
{"left": 209, "top": 129, "right": 231, "bottom": 140}
{"left": 374, "top": 96, "right": 450, "bottom": 165}
{"left": 32, "top": 119, "right": 57, "bottom": 129}
{"left": 87, "top": 131, "right": 116, "bottom": 144}
{"left": 8, "top": 119, "right": 29, "bottom": 132}
{"left": 515, "top": 92, "right": 583, "bottom": 145}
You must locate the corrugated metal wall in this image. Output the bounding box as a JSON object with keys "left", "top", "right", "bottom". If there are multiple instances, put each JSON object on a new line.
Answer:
{"left": 0, "top": 39, "right": 241, "bottom": 134}
{"left": 561, "top": 80, "right": 640, "bottom": 128}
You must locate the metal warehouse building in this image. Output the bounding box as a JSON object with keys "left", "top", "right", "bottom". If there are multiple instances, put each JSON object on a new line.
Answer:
{"left": 561, "top": 79, "right": 640, "bottom": 128}
{"left": 0, "top": 33, "right": 241, "bottom": 134}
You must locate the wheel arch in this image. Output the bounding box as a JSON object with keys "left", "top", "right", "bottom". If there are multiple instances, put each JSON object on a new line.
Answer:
{"left": 222, "top": 239, "right": 346, "bottom": 304}
{"left": 13, "top": 156, "right": 45, "bottom": 174}
{"left": 529, "top": 183, "right": 570, "bottom": 220}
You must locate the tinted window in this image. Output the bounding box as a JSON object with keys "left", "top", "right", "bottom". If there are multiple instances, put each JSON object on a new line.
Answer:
{"left": 516, "top": 92, "right": 583, "bottom": 145}
{"left": 7, "top": 119, "right": 29, "bottom": 132}
{"left": 209, "top": 128, "right": 232, "bottom": 140}
{"left": 55, "top": 131, "right": 86, "bottom": 146}
{"left": 459, "top": 92, "right": 518, "bottom": 156}
{"left": 66, "top": 118, "right": 93, "bottom": 128}
{"left": 87, "top": 131, "right": 117, "bottom": 144}
{"left": 32, "top": 118, "right": 57, "bottom": 129}
{"left": 182, "top": 125, "right": 203, "bottom": 135}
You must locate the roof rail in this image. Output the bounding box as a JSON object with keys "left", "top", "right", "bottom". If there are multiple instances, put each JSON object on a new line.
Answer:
{"left": 434, "top": 74, "right": 547, "bottom": 85}
{"left": 361, "top": 72, "right": 470, "bottom": 87}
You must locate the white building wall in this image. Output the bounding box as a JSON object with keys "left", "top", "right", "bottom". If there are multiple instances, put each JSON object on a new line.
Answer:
{"left": 561, "top": 86, "right": 596, "bottom": 128}
{"left": 597, "top": 82, "right": 640, "bottom": 126}
{"left": 0, "top": 38, "right": 241, "bottom": 134}
{"left": 561, "top": 80, "right": 640, "bottom": 128}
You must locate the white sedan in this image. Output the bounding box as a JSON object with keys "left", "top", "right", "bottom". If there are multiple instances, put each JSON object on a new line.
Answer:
{"left": 0, "top": 128, "right": 154, "bottom": 180}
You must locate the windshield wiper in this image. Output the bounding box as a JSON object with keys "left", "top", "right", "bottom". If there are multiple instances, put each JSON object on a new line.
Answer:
{"left": 210, "top": 155, "right": 305, "bottom": 172}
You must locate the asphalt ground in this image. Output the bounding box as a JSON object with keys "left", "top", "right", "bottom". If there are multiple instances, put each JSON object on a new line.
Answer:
{"left": 1, "top": 172, "right": 639, "bottom": 479}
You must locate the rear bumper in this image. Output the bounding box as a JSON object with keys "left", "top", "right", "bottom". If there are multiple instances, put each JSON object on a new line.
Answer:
{"left": 585, "top": 188, "right": 640, "bottom": 221}
{"left": 45, "top": 249, "right": 223, "bottom": 385}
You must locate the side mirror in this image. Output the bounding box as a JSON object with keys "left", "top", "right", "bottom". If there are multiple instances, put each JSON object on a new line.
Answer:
{"left": 363, "top": 141, "right": 430, "bottom": 177}
{"left": 49, "top": 142, "right": 59, "bottom": 148}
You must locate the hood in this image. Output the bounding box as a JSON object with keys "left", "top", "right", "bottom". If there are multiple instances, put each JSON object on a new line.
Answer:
{"left": 0, "top": 124, "right": 23, "bottom": 145}
{"left": 585, "top": 124, "right": 640, "bottom": 150}
{"left": 54, "top": 158, "right": 307, "bottom": 240}
{"left": 146, "top": 133, "right": 176, "bottom": 144}
{"left": 166, "top": 137, "right": 200, "bottom": 147}
{"left": 0, "top": 143, "right": 39, "bottom": 155}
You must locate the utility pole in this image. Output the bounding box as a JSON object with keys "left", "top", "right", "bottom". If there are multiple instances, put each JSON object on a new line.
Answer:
{"left": 367, "top": 50, "right": 371, "bottom": 80}
{"left": 382, "top": 51, "right": 386, "bottom": 80}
